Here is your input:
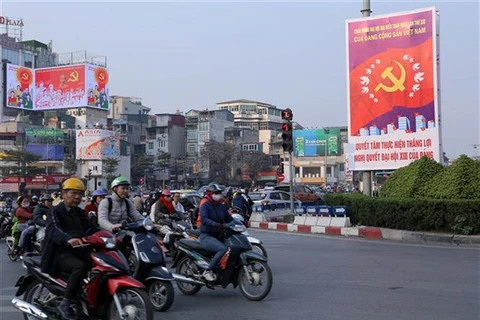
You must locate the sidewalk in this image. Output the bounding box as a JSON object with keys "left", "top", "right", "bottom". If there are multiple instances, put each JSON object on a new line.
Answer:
{"left": 248, "top": 221, "right": 480, "bottom": 247}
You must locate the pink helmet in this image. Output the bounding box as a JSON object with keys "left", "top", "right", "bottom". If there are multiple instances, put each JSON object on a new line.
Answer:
{"left": 161, "top": 190, "right": 171, "bottom": 197}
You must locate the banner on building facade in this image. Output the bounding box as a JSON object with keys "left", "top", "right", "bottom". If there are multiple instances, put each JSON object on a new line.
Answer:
{"left": 76, "top": 129, "right": 120, "bottom": 160}
{"left": 4, "top": 63, "right": 109, "bottom": 111}
{"left": 346, "top": 7, "right": 441, "bottom": 170}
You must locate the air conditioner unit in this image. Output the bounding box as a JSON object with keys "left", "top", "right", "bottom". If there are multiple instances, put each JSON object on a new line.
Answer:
{"left": 60, "top": 121, "right": 67, "bottom": 129}
{"left": 81, "top": 110, "right": 86, "bottom": 115}
{"left": 73, "top": 110, "right": 79, "bottom": 116}
{"left": 65, "top": 110, "right": 71, "bottom": 115}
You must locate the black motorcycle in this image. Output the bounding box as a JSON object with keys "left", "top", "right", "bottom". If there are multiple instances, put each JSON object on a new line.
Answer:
{"left": 120, "top": 218, "right": 176, "bottom": 312}
{"left": 171, "top": 222, "right": 273, "bottom": 301}
{"left": 161, "top": 211, "right": 193, "bottom": 257}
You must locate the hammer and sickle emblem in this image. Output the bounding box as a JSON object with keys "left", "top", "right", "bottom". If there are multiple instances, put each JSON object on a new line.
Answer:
{"left": 375, "top": 60, "right": 406, "bottom": 93}
{"left": 21, "top": 73, "right": 29, "bottom": 81}
{"left": 68, "top": 71, "right": 79, "bottom": 82}
{"left": 98, "top": 72, "right": 105, "bottom": 81}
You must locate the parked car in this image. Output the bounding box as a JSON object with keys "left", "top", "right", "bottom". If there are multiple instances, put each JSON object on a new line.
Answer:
{"left": 249, "top": 190, "right": 301, "bottom": 209}
{"left": 274, "top": 184, "right": 323, "bottom": 204}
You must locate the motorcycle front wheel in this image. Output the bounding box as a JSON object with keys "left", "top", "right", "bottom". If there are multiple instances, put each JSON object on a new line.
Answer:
{"left": 147, "top": 280, "right": 174, "bottom": 312}
{"left": 251, "top": 243, "right": 268, "bottom": 259}
{"left": 108, "top": 287, "right": 153, "bottom": 320}
{"left": 175, "top": 256, "right": 202, "bottom": 295}
{"left": 238, "top": 259, "right": 273, "bottom": 301}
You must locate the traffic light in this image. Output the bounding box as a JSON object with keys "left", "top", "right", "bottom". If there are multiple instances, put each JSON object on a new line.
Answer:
{"left": 281, "top": 108, "right": 293, "bottom": 121}
{"left": 281, "top": 122, "right": 293, "bottom": 153}
{"left": 278, "top": 158, "right": 284, "bottom": 173}
{"left": 85, "top": 169, "right": 92, "bottom": 181}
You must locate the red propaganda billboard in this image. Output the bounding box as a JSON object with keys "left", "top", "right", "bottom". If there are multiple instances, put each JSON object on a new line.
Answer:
{"left": 5, "top": 64, "right": 34, "bottom": 109}
{"left": 4, "top": 63, "right": 109, "bottom": 111}
{"left": 34, "top": 64, "right": 86, "bottom": 110}
{"left": 346, "top": 7, "right": 441, "bottom": 171}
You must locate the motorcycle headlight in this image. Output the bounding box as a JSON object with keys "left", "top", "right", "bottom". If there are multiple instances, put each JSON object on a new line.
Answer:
{"left": 231, "top": 224, "right": 247, "bottom": 233}
{"left": 143, "top": 218, "right": 154, "bottom": 231}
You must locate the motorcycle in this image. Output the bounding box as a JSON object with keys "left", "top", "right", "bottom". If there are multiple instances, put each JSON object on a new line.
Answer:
{"left": 171, "top": 222, "right": 273, "bottom": 301}
{"left": 182, "top": 214, "right": 268, "bottom": 259}
{"left": 119, "top": 217, "right": 175, "bottom": 312}
{"left": 161, "top": 211, "right": 194, "bottom": 258}
{"left": 12, "top": 230, "right": 153, "bottom": 320}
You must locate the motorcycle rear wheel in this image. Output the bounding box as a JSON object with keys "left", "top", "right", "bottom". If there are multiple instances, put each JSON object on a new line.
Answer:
{"left": 175, "top": 256, "right": 202, "bottom": 295}
{"left": 23, "top": 280, "right": 56, "bottom": 320}
{"left": 238, "top": 259, "right": 273, "bottom": 301}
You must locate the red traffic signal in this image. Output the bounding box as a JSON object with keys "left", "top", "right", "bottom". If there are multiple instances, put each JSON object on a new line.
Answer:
{"left": 281, "top": 108, "right": 293, "bottom": 121}
{"left": 281, "top": 122, "right": 292, "bottom": 132}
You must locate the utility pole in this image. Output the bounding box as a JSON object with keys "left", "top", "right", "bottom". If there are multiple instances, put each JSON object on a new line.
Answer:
{"left": 361, "top": 0, "right": 373, "bottom": 196}
{"left": 281, "top": 108, "right": 295, "bottom": 214}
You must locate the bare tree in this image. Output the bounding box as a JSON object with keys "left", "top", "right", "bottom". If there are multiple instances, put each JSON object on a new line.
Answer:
{"left": 240, "top": 151, "right": 273, "bottom": 183}
{"left": 200, "top": 141, "right": 237, "bottom": 184}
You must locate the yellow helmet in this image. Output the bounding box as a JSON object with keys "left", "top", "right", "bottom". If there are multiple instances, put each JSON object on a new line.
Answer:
{"left": 62, "top": 177, "right": 86, "bottom": 192}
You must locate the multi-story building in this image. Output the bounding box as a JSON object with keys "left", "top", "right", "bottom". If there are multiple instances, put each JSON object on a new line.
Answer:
{"left": 184, "top": 109, "right": 234, "bottom": 186}
{"left": 145, "top": 113, "right": 186, "bottom": 187}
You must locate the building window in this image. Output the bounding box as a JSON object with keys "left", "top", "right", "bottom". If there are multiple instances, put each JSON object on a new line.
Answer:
{"left": 199, "top": 133, "right": 209, "bottom": 142}
{"left": 22, "top": 52, "right": 33, "bottom": 68}
{"left": 2, "top": 48, "right": 19, "bottom": 65}
{"left": 187, "top": 130, "right": 197, "bottom": 140}
{"left": 159, "top": 141, "right": 167, "bottom": 148}
{"left": 148, "top": 142, "right": 154, "bottom": 149}
{"left": 259, "top": 122, "right": 268, "bottom": 130}
{"left": 199, "top": 122, "right": 209, "bottom": 131}
{"left": 187, "top": 143, "right": 196, "bottom": 153}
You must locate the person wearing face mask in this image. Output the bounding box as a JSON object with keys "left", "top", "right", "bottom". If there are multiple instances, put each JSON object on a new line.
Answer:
{"left": 97, "top": 176, "right": 143, "bottom": 233}
{"left": 12, "top": 195, "right": 33, "bottom": 254}
{"left": 199, "top": 183, "right": 234, "bottom": 282}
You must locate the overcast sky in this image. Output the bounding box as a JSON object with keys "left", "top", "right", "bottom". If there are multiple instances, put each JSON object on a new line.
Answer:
{"left": 2, "top": 0, "right": 479, "bottom": 158}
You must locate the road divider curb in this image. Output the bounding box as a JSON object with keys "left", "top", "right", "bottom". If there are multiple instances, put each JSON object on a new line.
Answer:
{"left": 248, "top": 221, "right": 480, "bottom": 246}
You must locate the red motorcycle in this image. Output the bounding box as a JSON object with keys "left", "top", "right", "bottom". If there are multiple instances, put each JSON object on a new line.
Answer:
{"left": 11, "top": 230, "right": 153, "bottom": 320}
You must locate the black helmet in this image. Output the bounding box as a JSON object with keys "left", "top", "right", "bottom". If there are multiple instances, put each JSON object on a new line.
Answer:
{"left": 206, "top": 183, "right": 222, "bottom": 193}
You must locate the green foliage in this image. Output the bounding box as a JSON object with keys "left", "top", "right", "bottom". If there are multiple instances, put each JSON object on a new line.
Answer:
{"left": 379, "top": 156, "right": 443, "bottom": 198}
{"left": 325, "top": 194, "right": 480, "bottom": 234}
{"left": 103, "top": 157, "right": 120, "bottom": 188}
{"left": 420, "top": 155, "right": 480, "bottom": 199}
{"left": 0, "top": 148, "right": 43, "bottom": 177}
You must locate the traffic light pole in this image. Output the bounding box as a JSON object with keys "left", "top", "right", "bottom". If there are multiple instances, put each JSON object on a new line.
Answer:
{"left": 288, "top": 151, "right": 295, "bottom": 215}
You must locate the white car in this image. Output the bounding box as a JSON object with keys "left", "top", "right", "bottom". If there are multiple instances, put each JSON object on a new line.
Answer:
{"left": 249, "top": 190, "right": 301, "bottom": 209}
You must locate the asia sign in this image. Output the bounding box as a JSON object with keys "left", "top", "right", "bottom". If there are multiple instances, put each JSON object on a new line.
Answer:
{"left": 76, "top": 129, "right": 120, "bottom": 160}
{"left": 346, "top": 7, "right": 441, "bottom": 171}
{"left": 293, "top": 129, "right": 340, "bottom": 157}
{"left": 4, "top": 63, "right": 109, "bottom": 111}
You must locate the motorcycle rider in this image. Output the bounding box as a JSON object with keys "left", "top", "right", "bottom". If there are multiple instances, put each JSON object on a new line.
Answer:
{"left": 84, "top": 189, "right": 107, "bottom": 216}
{"left": 17, "top": 194, "right": 53, "bottom": 253}
{"left": 40, "top": 178, "right": 95, "bottom": 320}
{"left": 12, "top": 196, "right": 33, "bottom": 254}
{"left": 150, "top": 189, "right": 176, "bottom": 223}
{"left": 97, "top": 176, "right": 143, "bottom": 233}
{"left": 199, "top": 183, "right": 234, "bottom": 282}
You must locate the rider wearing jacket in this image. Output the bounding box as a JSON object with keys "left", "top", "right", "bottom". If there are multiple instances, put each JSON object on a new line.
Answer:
{"left": 33, "top": 194, "right": 54, "bottom": 227}
{"left": 150, "top": 189, "right": 176, "bottom": 223}
{"left": 40, "top": 178, "right": 96, "bottom": 320}
{"left": 84, "top": 189, "right": 107, "bottom": 217}
{"left": 199, "top": 183, "right": 233, "bottom": 282}
{"left": 97, "top": 176, "right": 143, "bottom": 233}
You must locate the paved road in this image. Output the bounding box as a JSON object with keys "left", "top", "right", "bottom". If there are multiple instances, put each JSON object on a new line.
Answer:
{"left": 1, "top": 230, "right": 478, "bottom": 320}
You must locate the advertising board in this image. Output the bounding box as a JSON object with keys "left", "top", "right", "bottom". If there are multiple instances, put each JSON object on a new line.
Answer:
{"left": 5, "top": 63, "right": 34, "bottom": 109}
{"left": 346, "top": 7, "right": 441, "bottom": 170}
{"left": 293, "top": 129, "right": 341, "bottom": 157}
{"left": 76, "top": 129, "right": 120, "bottom": 160}
{"left": 4, "top": 63, "right": 109, "bottom": 111}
